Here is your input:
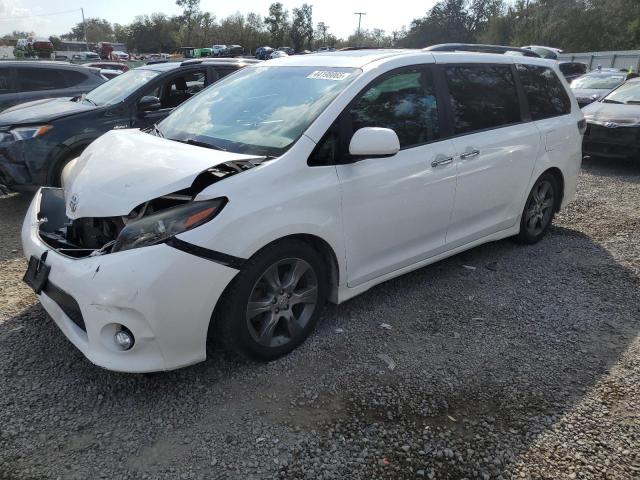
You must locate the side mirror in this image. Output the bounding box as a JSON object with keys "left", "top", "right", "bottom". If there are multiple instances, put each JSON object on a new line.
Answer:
{"left": 138, "top": 96, "right": 161, "bottom": 112}
{"left": 349, "top": 127, "right": 400, "bottom": 159}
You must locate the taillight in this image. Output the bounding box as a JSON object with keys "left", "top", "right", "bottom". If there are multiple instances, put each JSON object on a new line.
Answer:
{"left": 577, "top": 119, "right": 587, "bottom": 135}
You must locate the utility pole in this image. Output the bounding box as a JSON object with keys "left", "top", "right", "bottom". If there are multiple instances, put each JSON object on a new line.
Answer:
{"left": 354, "top": 12, "right": 366, "bottom": 44}
{"left": 81, "top": 8, "right": 89, "bottom": 51}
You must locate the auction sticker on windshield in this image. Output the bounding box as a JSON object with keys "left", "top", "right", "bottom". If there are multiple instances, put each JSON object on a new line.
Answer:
{"left": 307, "top": 71, "right": 351, "bottom": 81}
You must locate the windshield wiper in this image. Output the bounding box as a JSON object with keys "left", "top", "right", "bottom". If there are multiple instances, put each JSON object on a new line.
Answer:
{"left": 83, "top": 97, "right": 98, "bottom": 107}
{"left": 175, "top": 138, "right": 227, "bottom": 151}
{"left": 152, "top": 123, "right": 164, "bottom": 138}
{"left": 603, "top": 99, "right": 623, "bottom": 104}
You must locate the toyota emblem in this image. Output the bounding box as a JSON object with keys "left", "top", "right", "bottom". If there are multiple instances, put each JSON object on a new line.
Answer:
{"left": 69, "top": 193, "right": 79, "bottom": 213}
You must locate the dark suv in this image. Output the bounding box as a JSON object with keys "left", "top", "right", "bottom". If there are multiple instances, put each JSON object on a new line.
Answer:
{"left": 0, "top": 58, "right": 259, "bottom": 190}
{"left": 0, "top": 61, "right": 105, "bottom": 112}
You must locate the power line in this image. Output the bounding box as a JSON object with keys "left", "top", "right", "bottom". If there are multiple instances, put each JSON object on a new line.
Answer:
{"left": 0, "top": 8, "right": 82, "bottom": 22}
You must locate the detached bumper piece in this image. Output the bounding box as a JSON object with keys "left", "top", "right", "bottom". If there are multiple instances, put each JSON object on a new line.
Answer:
{"left": 42, "top": 282, "right": 86, "bottom": 332}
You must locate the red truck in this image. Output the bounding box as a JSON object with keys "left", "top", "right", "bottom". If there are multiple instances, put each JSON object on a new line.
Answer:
{"left": 95, "top": 42, "right": 114, "bottom": 60}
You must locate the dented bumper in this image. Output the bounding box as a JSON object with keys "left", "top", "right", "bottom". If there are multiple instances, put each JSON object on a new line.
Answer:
{"left": 21, "top": 188, "right": 238, "bottom": 372}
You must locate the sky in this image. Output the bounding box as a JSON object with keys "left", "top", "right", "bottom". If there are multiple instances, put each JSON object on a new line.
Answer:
{"left": 0, "top": 0, "right": 439, "bottom": 39}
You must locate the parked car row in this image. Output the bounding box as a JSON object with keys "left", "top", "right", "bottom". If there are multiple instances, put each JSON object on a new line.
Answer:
{"left": 0, "top": 58, "right": 259, "bottom": 190}
{"left": 15, "top": 47, "right": 583, "bottom": 373}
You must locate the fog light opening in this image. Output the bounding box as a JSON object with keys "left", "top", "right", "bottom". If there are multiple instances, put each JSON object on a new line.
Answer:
{"left": 114, "top": 327, "right": 135, "bottom": 351}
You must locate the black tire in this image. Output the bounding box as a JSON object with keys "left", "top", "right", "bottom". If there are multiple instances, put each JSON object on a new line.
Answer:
{"left": 209, "top": 239, "right": 328, "bottom": 361}
{"left": 515, "top": 172, "right": 559, "bottom": 244}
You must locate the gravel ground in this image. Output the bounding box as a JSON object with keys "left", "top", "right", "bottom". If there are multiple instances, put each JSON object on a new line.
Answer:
{"left": 0, "top": 157, "right": 638, "bottom": 480}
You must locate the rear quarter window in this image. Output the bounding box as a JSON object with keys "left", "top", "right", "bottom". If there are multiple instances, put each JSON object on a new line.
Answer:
{"left": 62, "top": 69, "right": 91, "bottom": 87}
{"left": 517, "top": 64, "right": 571, "bottom": 120}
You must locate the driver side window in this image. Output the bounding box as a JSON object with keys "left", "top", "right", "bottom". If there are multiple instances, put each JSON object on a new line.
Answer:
{"left": 351, "top": 68, "right": 440, "bottom": 148}
{"left": 309, "top": 66, "right": 441, "bottom": 166}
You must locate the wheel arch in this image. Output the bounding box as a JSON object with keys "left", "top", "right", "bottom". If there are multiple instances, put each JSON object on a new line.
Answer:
{"left": 46, "top": 140, "right": 94, "bottom": 186}
{"left": 541, "top": 166, "right": 565, "bottom": 212}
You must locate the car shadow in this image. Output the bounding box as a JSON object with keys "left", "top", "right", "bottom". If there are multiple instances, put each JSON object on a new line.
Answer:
{"left": 582, "top": 155, "right": 640, "bottom": 182}
{"left": 0, "top": 220, "right": 638, "bottom": 478}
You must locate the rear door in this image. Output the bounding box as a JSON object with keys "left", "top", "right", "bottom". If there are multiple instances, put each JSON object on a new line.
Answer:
{"left": 441, "top": 62, "right": 540, "bottom": 247}
{"left": 326, "top": 65, "right": 458, "bottom": 286}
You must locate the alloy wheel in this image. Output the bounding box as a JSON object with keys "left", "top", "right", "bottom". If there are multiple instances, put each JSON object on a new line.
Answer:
{"left": 525, "top": 179, "right": 555, "bottom": 237}
{"left": 246, "top": 258, "right": 319, "bottom": 348}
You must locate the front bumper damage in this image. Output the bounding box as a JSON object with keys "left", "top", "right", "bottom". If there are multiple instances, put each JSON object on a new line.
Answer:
{"left": 583, "top": 123, "right": 640, "bottom": 159}
{"left": 0, "top": 136, "right": 51, "bottom": 189}
{"left": 21, "top": 188, "right": 239, "bottom": 372}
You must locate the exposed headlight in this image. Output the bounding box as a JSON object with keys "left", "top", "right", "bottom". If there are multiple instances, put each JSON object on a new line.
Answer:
{"left": 11, "top": 125, "right": 53, "bottom": 141}
{"left": 112, "top": 198, "right": 226, "bottom": 253}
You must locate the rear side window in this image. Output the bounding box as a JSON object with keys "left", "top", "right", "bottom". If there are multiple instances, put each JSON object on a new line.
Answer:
{"left": 0, "top": 68, "right": 13, "bottom": 92}
{"left": 216, "top": 68, "right": 238, "bottom": 80}
{"left": 349, "top": 67, "right": 441, "bottom": 148}
{"left": 17, "top": 68, "right": 66, "bottom": 91}
{"left": 62, "top": 69, "right": 90, "bottom": 87}
{"left": 445, "top": 65, "right": 521, "bottom": 135}
{"left": 517, "top": 64, "right": 571, "bottom": 120}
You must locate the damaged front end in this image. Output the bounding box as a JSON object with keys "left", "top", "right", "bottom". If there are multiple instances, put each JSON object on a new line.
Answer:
{"left": 37, "top": 159, "right": 265, "bottom": 258}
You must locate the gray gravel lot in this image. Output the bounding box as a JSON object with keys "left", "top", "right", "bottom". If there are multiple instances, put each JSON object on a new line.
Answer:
{"left": 0, "top": 157, "right": 639, "bottom": 479}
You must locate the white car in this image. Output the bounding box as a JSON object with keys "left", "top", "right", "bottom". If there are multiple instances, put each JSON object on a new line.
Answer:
{"left": 22, "top": 50, "right": 584, "bottom": 372}
{"left": 111, "top": 51, "right": 129, "bottom": 61}
{"left": 212, "top": 45, "right": 227, "bottom": 56}
{"left": 269, "top": 50, "right": 288, "bottom": 59}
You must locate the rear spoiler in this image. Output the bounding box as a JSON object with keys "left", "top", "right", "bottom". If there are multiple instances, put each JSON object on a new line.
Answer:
{"left": 424, "top": 44, "right": 540, "bottom": 58}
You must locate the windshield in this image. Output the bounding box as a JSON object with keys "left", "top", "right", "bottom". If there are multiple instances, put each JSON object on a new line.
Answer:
{"left": 85, "top": 69, "right": 159, "bottom": 106}
{"left": 158, "top": 66, "right": 360, "bottom": 156}
{"left": 603, "top": 81, "right": 640, "bottom": 104}
{"left": 571, "top": 74, "right": 625, "bottom": 90}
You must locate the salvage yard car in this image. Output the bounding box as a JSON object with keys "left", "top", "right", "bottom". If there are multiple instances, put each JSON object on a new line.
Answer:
{"left": 21, "top": 49, "right": 583, "bottom": 372}
{"left": 0, "top": 59, "right": 257, "bottom": 190}
{"left": 0, "top": 61, "right": 105, "bottom": 112}
{"left": 582, "top": 77, "right": 640, "bottom": 158}
{"left": 570, "top": 70, "right": 627, "bottom": 107}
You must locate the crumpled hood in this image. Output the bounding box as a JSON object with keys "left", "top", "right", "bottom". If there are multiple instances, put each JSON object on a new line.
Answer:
{"left": 63, "top": 129, "right": 264, "bottom": 219}
{"left": 0, "top": 97, "right": 95, "bottom": 125}
{"left": 582, "top": 102, "right": 640, "bottom": 126}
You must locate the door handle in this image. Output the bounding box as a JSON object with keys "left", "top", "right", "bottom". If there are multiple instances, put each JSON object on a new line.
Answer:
{"left": 431, "top": 156, "right": 454, "bottom": 168}
{"left": 460, "top": 149, "right": 480, "bottom": 160}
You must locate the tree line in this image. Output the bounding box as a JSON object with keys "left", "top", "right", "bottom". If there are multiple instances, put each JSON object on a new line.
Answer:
{"left": 3, "top": 0, "right": 639, "bottom": 54}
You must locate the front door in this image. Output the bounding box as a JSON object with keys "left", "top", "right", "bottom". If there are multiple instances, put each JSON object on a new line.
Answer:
{"left": 333, "top": 66, "right": 458, "bottom": 286}
{"left": 132, "top": 68, "right": 209, "bottom": 128}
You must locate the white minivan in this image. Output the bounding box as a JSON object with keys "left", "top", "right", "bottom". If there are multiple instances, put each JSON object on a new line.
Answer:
{"left": 22, "top": 49, "right": 584, "bottom": 372}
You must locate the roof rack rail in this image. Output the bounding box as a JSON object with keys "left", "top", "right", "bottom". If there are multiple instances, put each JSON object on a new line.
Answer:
{"left": 423, "top": 43, "right": 540, "bottom": 58}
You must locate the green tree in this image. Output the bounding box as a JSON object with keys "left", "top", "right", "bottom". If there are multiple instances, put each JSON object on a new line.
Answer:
{"left": 176, "top": 0, "right": 201, "bottom": 45}
{"left": 265, "top": 3, "right": 289, "bottom": 46}
{"left": 290, "top": 4, "right": 313, "bottom": 51}
{"left": 62, "top": 18, "right": 114, "bottom": 43}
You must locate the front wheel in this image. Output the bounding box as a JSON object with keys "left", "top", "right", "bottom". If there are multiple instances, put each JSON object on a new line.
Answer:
{"left": 516, "top": 172, "right": 559, "bottom": 244}
{"left": 210, "top": 239, "right": 328, "bottom": 361}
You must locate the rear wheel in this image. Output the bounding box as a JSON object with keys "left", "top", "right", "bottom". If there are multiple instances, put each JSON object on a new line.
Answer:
{"left": 210, "top": 239, "right": 328, "bottom": 361}
{"left": 516, "top": 172, "right": 559, "bottom": 244}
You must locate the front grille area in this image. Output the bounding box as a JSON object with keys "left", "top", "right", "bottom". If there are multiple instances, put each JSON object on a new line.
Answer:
{"left": 587, "top": 124, "right": 640, "bottom": 144}
{"left": 42, "top": 282, "right": 86, "bottom": 332}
